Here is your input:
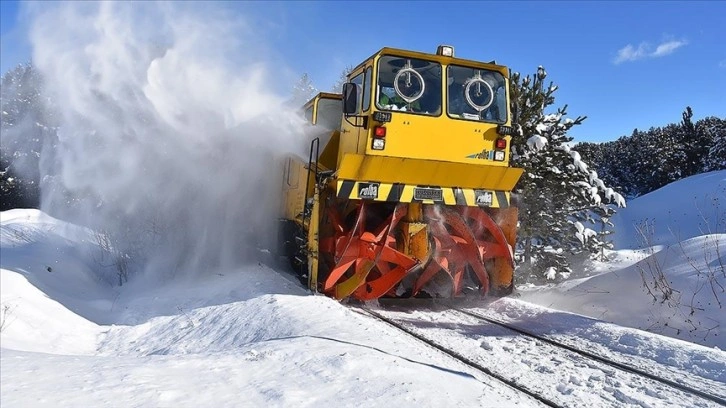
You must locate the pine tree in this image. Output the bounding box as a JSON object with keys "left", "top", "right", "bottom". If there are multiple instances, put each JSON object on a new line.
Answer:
{"left": 291, "top": 73, "right": 318, "bottom": 108}
{"left": 578, "top": 111, "right": 724, "bottom": 198}
{"left": 610, "top": 135, "right": 642, "bottom": 197}
{"left": 331, "top": 65, "right": 354, "bottom": 93}
{"left": 680, "top": 107, "right": 701, "bottom": 176}
{"left": 701, "top": 117, "right": 726, "bottom": 171}
{"left": 510, "top": 66, "right": 625, "bottom": 284}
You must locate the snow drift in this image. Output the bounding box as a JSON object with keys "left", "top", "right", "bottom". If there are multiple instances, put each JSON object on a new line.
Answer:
{"left": 611, "top": 171, "right": 725, "bottom": 249}
{"left": 520, "top": 171, "right": 726, "bottom": 348}
{"left": 2, "top": 205, "right": 725, "bottom": 407}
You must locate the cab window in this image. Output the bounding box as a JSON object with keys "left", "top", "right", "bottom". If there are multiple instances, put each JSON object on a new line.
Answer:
{"left": 447, "top": 65, "right": 507, "bottom": 123}
{"left": 376, "top": 55, "right": 441, "bottom": 116}
{"left": 303, "top": 106, "right": 313, "bottom": 123}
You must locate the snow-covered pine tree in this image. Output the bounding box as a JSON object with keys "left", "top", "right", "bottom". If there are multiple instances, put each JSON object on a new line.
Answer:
{"left": 678, "top": 107, "right": 708, "bottom": 177}
{"left": 578, "top": 111, "right": 724, "bottom": 197}
{"left": 291, "top": 73, "right": 318, "bottom": 108}
{"left": 331, "top": 65, "right": 354, "bottom": 93}
{"left": 621, "top": 129, "right": 656, "bottom": 196}
{"left": 652, "top": 124, "right": 689, "bottom": 191}
{"left": 701, "top": 117, "right": 726, "bottom": 171}
{"left": 509, "top": 66, "right": 625, "bottom": 284}
{"left": 578, "top": 136, "right": 640, "bottom": 199}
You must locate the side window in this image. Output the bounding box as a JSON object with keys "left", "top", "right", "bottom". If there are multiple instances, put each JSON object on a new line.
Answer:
{"left": 316, "top": 98, "right": 343, "bottom": 130}
{"left": 362, "top": 67, "right": 372, "bottom": 112}
{"left": 350, "top": 72, "right": 364, "bottom": 114}
{"left": 304, "top": 106, "right": 314, "bottom": 123}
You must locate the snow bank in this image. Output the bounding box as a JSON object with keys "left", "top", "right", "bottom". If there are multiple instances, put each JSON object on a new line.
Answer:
{"left": 3, "top": 202, "right": 725, "bottom": 406}
{"left": 521, "top": 234, "right": 726, "bottom": 348}
{"left": 1, "top": 208, "right": 531, "bottom": 407}
{"left": 1, "top": 209, "right": 121, "bottom": 323}
{"left": 1, "top": 270, "right": 102, "bottom": 354}
{"left": 611, "top": 171, "right": 726, "bottom": 249}
{"left": 520, "top": 171, "right": 726, "bottom": 348}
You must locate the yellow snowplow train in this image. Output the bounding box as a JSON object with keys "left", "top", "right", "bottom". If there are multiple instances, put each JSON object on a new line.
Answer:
{"left": 280, "top": 45, "right": 523, "bottom": 300}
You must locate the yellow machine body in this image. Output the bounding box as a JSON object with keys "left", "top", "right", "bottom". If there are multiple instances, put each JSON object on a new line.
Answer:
{"left": 280, "top": 46, "right": 523, "bottom": 300}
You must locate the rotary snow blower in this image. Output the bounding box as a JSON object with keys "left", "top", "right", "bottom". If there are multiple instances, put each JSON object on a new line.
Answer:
{"left": 279, "top": 45, "right": 523, "bottom": 300}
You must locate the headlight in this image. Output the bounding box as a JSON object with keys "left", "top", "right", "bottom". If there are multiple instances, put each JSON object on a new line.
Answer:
{"left": 494, "top": 150, "right": 505, "bottom": 161}
{"left": 372, "top": 138, "right": 385, "bottom": 150}
{"left": 436, "top": 45, "right": 454, "bottom": 57}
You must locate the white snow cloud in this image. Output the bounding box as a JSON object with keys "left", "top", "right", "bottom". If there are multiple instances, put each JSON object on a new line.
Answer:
{"left": 26, "top": 2, "right": 309, "bottom": 280}
{"left": 613, "top": 39, "right": 688, "bottom": 64}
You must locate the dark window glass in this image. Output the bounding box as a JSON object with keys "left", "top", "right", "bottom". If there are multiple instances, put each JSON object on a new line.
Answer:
{"left": 362, "top": 67, "right": 372, "bottom": 112}
{"left": 447, "top": 65, "right": 507, "bottom": 123}
{"left": 350, "top": 72, "right": 364, "bottom": 114}
{"left": 316, "top": 98, "right": 342, "bottom": 130}
{"left": 376, "top": 56, "right": 441, "bottom": 116}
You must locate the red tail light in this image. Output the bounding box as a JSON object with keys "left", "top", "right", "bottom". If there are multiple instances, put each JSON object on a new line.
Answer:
{"left": 495, "top": 138, "right": 507, "bottom": 149}
{"left": 374, "top": 126, "right": 386, "bottom": 138}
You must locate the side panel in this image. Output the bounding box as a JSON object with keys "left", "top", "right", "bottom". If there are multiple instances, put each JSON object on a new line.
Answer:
{"left": 280, "top": 156, "right": 313, "bottom": 222}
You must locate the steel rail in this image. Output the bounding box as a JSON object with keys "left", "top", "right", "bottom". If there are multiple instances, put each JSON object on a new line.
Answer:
{"left": 361, "top": 307, "right": 562, "bottom": 408}
{"left": 453, "top": 307, "right": 726, "bottom": 407}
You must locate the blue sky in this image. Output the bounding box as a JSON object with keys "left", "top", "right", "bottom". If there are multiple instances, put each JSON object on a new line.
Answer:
{"left": 1, "top": 1, "right": 724, "bottom": 143}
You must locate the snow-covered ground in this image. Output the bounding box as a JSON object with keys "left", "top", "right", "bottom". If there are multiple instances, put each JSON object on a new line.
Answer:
{"left": 2, "top": 1, "right": 724, "bottom": 405}
{"left": 519, "top": 171, "right": 726, "bottom": 348}
{"left": 2, "top": 172, "right": 725, "bottom": 407}
{"left": 0, "top": 211, "right": 539, "bottom": 407}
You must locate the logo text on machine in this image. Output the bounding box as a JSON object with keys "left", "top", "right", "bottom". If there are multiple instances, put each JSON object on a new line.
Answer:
{"left": 358, "top": 183, "right": 379, "bottom": 199}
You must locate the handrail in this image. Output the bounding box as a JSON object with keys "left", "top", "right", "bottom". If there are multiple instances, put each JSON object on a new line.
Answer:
{"left": 302, "top": 137, "right": 320, "bottom": 233}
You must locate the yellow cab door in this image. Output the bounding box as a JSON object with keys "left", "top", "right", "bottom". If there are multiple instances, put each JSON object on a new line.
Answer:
{"left": 338, "top": 65, "right": 373, "bottom": 166}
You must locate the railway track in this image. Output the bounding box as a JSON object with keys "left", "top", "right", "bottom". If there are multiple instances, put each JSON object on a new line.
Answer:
{"left": 362, "top": 306, "right": 562, "bottom": 408}
{"left": 453, "top": 306, "right": 726, "bottom": 407}
{"left": 358, "top": 303, "right": 726, "bottom": 408}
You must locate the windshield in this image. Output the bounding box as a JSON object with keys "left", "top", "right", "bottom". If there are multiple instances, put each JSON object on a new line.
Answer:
{"left": 376, "top": 56, "right": 441, "bottom": 116}
{"left": 447, "top": 65, "right": 507, "bottom": 123}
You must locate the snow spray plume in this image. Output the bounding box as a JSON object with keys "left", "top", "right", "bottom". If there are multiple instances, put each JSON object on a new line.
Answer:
{"left": 29, "top": 2, "right": 308, "bottom": 283}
